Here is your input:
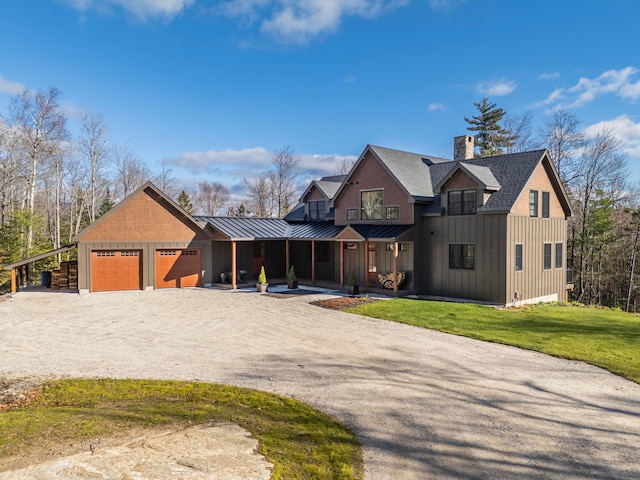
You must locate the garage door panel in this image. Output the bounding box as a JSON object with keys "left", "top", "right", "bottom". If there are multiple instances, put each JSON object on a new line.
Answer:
{"left": 155, "top": 249, "right": 201, "bottom": 289}
{"left": 91, "top": 250, "right": 142, "bottom": 292}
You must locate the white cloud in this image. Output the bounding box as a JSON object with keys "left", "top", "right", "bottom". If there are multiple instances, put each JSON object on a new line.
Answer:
{"left": 428, "top": 0, "right": 468, "bottom": 11}
{"left": 166, "top": 147, "right": 356, "bottom": 195}
{"left": 59, "top": 0, "right": 194, "bottom": 20}
{"left": 427, "top": 103, "right": 446, "bottom": 112}
{"left": 536, "top": 67, "right": 640, "bottom": 110}
{"left": 538, "top": 72, "right": 560, "bottom": 81}
{"left": 219, "top": 0, "right": 409, "bottom": 44}
{"left": 583, "top": 115, "right": 640, "bottom": 158}
{"left": 477, "top": 79, "right": 517, "bottom": 96}
{"left": 0, "top": 74, "right": 25, "bottom": 95}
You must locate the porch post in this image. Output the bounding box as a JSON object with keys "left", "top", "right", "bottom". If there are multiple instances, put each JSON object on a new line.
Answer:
{"left": 11, "top": 268, "right": 16, "bottom": 293}
{"left": 231, "top": 241, "right": 237, "bottom": 289}
{"left": 339, "top": 240, "right": 344, "bottom": 287}
{"left": 311, "top": 240, "right": 316, "bottom": 284}
{"left": 393, "top": 240, "right": 399, "bottom": 297}
{"left": 364, "top": 241, "right": 369, "bottom": 293}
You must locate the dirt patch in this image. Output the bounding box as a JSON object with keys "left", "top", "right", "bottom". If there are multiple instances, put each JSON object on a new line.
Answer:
{"left": 0, "top": 377, "right": 43, "bottom": 412}
{"left": 311, "top": 296, "right": 381, "bottom": 310}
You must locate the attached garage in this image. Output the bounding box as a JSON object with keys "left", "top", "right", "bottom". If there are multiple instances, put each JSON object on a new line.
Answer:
{"left": 73, "top": 182, "right": 213, "bottom": 293}
{"left": 91, "top": 250, "right": 142, "bottom": 292}
{"left": 155, "top": 249, "right": 202, "bottom": 288}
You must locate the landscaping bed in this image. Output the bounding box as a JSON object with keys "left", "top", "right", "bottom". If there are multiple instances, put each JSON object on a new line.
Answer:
{"left": 311, "top": 296, "right": 380, "bottom": 311}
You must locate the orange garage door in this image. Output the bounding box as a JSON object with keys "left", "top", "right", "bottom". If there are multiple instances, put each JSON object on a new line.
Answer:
{"left": 155, "top": 249, "right": 202, "bottom": 289}
{"left": 91, "top": 250, "right": 142, "bottom": 292}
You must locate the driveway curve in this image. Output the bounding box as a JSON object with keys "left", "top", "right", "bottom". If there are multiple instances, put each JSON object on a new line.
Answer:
{"left": 1, "top": 288, "right": 639, "bottom": 479}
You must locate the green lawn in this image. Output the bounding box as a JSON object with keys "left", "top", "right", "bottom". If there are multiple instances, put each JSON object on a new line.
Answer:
{"left": 0, "top": 379, "right": 363, "bottom": 480}
{"left": 347, "top": 300, "right": 640, "bottom": 384}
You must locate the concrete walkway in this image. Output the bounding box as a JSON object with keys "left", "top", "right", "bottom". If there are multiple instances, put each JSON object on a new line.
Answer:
{"left": 1, "top": 287, "right": 639, "bottom": 479}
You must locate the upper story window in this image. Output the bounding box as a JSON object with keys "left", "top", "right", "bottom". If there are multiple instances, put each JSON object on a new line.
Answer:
{"left": 309, "top": 200, "right": 326, "bottom": 221}
{"left": 542, "top": 192, "right": 550, "bottom": 218}
{"left": 448, "top": 189, "right": 477, "bottom": 215}
{"left": 530, "top": 190, "right": 539, "bottom": 217}
{"left": 386, "top": 206, "right": 400, "bottom": 220}
{"left": 361, "top": 190, "right": 383, "bottom": 220}
{"left": 346, "top": 208, "right": 358, "bottom": 222}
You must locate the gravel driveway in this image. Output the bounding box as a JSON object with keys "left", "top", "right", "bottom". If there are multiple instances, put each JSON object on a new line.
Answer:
{"left": 1, "top": 287, "right": 639, "bottom": 479}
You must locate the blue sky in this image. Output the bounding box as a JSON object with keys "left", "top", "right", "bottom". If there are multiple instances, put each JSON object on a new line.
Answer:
{"left": 1, "top": 0, "right": 639, "bottom": 198}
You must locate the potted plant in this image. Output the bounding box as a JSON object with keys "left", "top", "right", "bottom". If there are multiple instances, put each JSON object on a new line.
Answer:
{"left": 287, "top": 265, "right": 298, "bottom": 289}
{"left": 347, "top": 271, "right": 359, "bottom": 296}
{"left": 256, "top": 266, "right": 268, "bottom": 293}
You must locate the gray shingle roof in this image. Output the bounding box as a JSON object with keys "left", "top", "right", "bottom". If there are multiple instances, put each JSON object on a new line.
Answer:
{"left": 465, "top": 150, "right": 545, "bottom": 213}
{"left": 315, "top": 179, "right": 343, "bottom": 199}
{"left": 369, "top": 145, "right": 450, "bottom": 199}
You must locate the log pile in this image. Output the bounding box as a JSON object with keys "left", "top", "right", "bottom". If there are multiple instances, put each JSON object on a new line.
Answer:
{"left": 377, "top": 272, "right": 405, "bottom": 289}
{"left": 50, "top": 261, "right": 78, "bottom": 290}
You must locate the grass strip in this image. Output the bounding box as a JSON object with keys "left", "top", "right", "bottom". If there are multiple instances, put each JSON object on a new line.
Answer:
{"left": 0, "top": 378, "right": 363, "bottom": 480}
{"left": 347, "top": 299, "right": 640, "bottom": 384}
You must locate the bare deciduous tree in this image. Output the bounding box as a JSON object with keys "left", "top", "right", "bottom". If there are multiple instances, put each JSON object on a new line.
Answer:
{"left": 78, "top": 110, "right": 109, "bottom": 223}
{"left": 154, "top": 159, "right": 178, "bottom": 199}
{"left": 195, "top": 180, "right": 229, "bottom": 216}
{"left": 9, "top": 87, "right": 68, "bottom": 253}
{"left": 539, "top": 110, "right": 585, "bottom": 184}
{"left": 244, "top": 174, "right": 272, "bottom": 217}
{"left": 504, "top": 111, "right": 535, "bottom": 153}
{"left": 112, "top": 144, "right": 151, "bottom": 200}
{"left": 268, "top": 146, "right": 299, "bottom": 218}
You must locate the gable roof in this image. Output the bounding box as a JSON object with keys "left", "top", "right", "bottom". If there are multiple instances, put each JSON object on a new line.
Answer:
{"left": 299, "top": 174, "right": 346, "bottom": 203}
{"left": 73, "top": 181, "right": 207, "bottom": 242}
{"left": 433, "top": 162, "right": 501, "bottom": 192}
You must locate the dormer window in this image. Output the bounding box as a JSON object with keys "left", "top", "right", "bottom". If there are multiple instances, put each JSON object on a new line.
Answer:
{"left": 309, "top": 200, "right": 326, "bottom": 221}
{"left": 448, "top": 189, "right": 477, "bottom": 215}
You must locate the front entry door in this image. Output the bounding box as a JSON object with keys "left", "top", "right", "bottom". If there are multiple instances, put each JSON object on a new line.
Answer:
{"left": 368, "top": 244, "right": 377, "bottom": 286}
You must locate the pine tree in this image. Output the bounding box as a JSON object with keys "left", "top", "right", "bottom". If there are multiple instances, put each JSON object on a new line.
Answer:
{"left": 97, "top": 188, "right": 115, "bottom": 218}
{"left": 464, "top": 97, "right": 511, "bottom": 157}
{"left": 177, "top": 190, "right": 194, "bottom": 215}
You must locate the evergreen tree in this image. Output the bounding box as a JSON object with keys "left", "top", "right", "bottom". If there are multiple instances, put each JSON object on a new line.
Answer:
{"left": 464, "top": 97, "right": 511, "bottom": 157}
{"left": 97, "top": 188, "right": 115, "bottom": 218}
{"left": 177, "top": 190, "right": 194, "bottom": 215}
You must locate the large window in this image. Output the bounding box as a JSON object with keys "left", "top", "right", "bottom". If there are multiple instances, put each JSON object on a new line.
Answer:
{"left": 515, "top": 244, "right": 523, "bottom": 271}
{"left": 309, "top": 200, "right": 326, "bottom": 221}
{"left": 448, "top": 189, "right": 477, "bottom": 215}
{"left": 449, "top": 244, "right": 475, "bottom": 270}
{"left": 555, "top": 242, "right": 563, "bottom": 268}
{"left": 530, "top": 190, "right": 539, "bottom": 217}
{"left": 361, "top": 190, "right": 383, "bottom": 220}
{"left": 542, "top": 192, "right": 550, "bottom": 218}
{"left": 543, "top": 243, "right": 552, "bottom": 270}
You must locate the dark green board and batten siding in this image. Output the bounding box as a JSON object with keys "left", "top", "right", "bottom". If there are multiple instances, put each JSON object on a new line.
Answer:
{"left": 506, "top": 216, "right": 567, "bottom": 303}
{"left": 416, "top": 214, "right": 508, "bottom": 304}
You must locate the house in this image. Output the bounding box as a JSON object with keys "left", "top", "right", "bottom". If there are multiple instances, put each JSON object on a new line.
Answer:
{"left": 6, "top": 137, "right": 572, "bottom": 306}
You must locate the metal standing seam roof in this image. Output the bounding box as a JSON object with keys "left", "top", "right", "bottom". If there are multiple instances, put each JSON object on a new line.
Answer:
{"left": 351, "top": 224, "right": 414, "bottom": 241}
{"left": 287, "top": 222, "right": 346, "bottom": 240}
{"left": 195, "top": 216, "right": 289, "bottom": 240}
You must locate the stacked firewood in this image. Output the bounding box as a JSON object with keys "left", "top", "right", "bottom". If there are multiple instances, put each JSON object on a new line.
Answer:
{"left": 377, "top": 272, "right": 406, "bottom": 289}
{"left": 50, "top": 261, "right": 78, "bottom": 290}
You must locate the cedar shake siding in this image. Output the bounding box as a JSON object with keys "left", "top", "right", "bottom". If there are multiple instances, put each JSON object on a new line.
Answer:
{"left": 334, "top": 150, "right": 414, "bottom": 225}
{"left": 511, "top": 161, "right": 567, "bottom": 218}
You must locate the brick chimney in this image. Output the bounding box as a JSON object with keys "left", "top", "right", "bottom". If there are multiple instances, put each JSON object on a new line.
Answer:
{"left": 454, "top": 135, "right": 474, "bottom": 161}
